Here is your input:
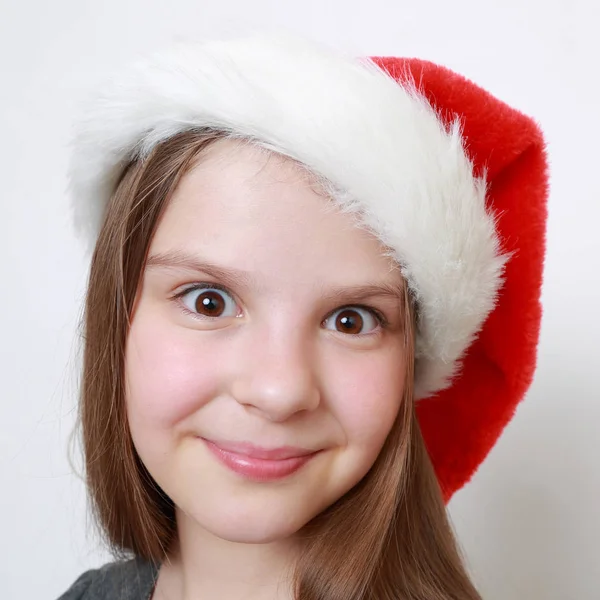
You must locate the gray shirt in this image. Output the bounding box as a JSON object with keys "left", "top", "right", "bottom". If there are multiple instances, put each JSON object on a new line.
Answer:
{"left": 57, "top": 557, "right": 159, "bottom": 600}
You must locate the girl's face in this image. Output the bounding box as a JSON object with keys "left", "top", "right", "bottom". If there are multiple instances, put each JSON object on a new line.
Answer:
{"left": 125, "top": 139, "right": 408, "bottom": 545}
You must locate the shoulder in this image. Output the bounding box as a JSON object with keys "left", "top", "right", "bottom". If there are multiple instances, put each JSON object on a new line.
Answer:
{"left": 57, "top": 556, "right": 159, "bottom": 600}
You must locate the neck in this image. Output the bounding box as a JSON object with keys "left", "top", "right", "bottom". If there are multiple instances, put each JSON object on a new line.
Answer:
{"left": 154, "top": 509, "right": 298, "bottom": 600}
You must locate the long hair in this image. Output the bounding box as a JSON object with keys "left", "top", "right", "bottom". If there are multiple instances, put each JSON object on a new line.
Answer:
{"left": 77, "top": 128, "right": 482, "bottom": 599}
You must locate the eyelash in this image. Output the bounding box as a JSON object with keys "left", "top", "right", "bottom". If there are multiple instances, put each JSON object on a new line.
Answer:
{"left": 171, "top": 282, "right": 389, "bottom": 336}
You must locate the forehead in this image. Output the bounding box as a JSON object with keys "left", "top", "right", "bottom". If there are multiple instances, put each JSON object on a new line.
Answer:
{"left": 149, "top": 138, "right": 400, "bottom": 289}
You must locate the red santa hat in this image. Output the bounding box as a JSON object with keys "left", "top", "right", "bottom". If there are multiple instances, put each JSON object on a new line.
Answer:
{"left": 68, "top": 33, "right": 548, "bottom": 501}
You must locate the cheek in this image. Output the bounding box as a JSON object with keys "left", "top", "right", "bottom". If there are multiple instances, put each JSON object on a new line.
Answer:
{"left": 125, "top": 313, "right": 222, "bottom": 429}
{"left": 329, "top": 349, "right": 406, "bottom": 453}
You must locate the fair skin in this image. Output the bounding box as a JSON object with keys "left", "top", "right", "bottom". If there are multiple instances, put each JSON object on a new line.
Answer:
{"left": 125, "top": 139, "right": 407, "bottom": 600}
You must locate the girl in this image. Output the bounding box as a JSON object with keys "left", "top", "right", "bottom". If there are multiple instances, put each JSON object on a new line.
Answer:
{"left": 59, "top": 33, "right": 548, "bottom": 599}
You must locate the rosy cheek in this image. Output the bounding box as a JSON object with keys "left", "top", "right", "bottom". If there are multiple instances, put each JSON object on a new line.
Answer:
{"left": 125, "top": 314, "right": 221, "bottom": 427}
{"left": 332, "top": 357, "right": 404, "bottom": 448}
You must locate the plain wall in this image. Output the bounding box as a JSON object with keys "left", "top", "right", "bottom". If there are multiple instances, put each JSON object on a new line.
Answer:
{"left": 1, "top": 0, "right": 598, "bottom": 598}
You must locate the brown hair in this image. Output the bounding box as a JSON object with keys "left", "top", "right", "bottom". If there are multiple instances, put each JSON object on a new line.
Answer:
{"left": 77, "top": 129, "right": 482, "bottom": 599}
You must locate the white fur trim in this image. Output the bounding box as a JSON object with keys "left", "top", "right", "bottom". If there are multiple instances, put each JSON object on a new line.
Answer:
{"left": 67, "top": 33, "right": 508, "bottom": 399}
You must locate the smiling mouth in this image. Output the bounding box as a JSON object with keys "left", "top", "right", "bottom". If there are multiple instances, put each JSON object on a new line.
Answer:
{"left": 199, "top": 438, "right": 320, "bottom": 482}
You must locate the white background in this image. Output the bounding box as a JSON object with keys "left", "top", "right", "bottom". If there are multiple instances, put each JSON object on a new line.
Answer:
{"left": 1, "top": 1, "right": 598, "bottom": 598}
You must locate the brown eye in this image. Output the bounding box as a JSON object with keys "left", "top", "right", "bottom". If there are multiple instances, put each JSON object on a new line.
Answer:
{"left": 195, "top": 291, "right": 226, "bottom": 316}
{"left": 324, "top": 307, "right": 380, "bottom": 335}
{"left": 179, "top": 286, "right": 238, "bottom": 319}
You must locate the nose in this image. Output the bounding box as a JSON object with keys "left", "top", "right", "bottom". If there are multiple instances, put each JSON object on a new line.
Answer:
{"left": 230, "top": 329, "right": 322, "bottom": 422}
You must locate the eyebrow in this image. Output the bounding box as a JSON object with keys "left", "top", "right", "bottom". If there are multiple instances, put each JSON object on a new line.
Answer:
{"left": 145, "top": 250, "right": 404, "bottom": 303}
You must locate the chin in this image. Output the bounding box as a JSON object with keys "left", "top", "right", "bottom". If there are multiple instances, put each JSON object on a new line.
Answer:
{"left": 199, "top": 509, "right": 308, "bottom": 544}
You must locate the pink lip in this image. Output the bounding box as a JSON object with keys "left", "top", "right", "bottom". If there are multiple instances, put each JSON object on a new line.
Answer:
{"left": 200, "top": 438, "right": 319, "bottom": 482}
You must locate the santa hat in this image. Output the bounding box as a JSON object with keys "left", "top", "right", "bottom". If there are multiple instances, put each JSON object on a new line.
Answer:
{"left": 67, "top": 33, "right": 548, "bottom": 501}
